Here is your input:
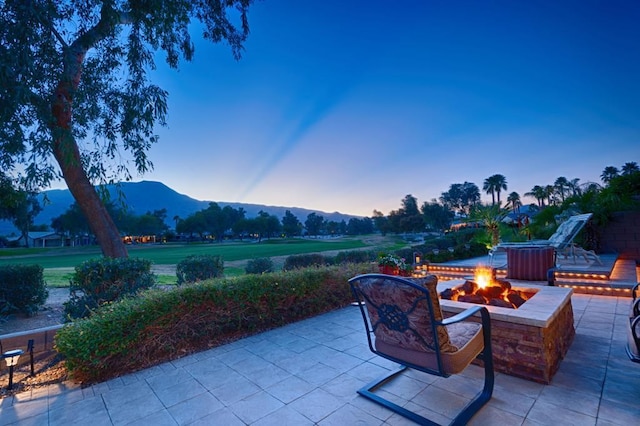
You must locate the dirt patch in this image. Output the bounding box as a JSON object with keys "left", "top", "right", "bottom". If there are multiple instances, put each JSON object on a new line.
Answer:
{"left": 0, "top": 288, "right": 70, "bottom": 399}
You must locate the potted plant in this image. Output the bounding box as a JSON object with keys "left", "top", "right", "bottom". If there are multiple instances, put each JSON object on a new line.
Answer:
{"left": 378, "top": 253, "right": 412, "bottom": 276}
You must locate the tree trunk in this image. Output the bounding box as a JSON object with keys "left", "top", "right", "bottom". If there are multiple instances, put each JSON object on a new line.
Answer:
{"left": 50, "top": 44, "right": 128, "bottom": 258}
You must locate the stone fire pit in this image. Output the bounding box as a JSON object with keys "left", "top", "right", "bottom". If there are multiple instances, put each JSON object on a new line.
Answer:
{"left": 437, "top": 280, "right": 575, "bottom": 384}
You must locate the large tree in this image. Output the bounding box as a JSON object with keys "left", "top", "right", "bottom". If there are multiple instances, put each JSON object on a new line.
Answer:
{"left": 0, "top": 1, "right": 253, "bottom": 257}
{"left": 482, "top": 174, "right": 507, "bottom": 206}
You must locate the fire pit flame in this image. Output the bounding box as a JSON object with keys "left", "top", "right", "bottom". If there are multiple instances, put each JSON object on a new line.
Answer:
{"left": 474, "top": 265, "right": 493, "bottom": 290}
{"left": 440, "top": 266, "right": 535, "bottom": 309}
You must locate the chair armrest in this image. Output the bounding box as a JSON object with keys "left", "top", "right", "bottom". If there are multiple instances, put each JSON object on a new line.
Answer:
{"left": 441, "top": 306, "right": 488, "bottom": 326}
{"left": 632, "top": 315, "right": 640, "bottom": 344}
{"left": 633, "top": 298, "right": 640, "bottom": 319}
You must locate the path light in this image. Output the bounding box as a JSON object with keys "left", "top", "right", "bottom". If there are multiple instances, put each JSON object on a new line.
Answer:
{"left": 3, "top": 349, "right": 24, "bottom": 390}
{"left": 413, "top": 252, "right": 422, "bottom": 266}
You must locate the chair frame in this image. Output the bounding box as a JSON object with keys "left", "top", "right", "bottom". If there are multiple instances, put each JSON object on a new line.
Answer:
{"left": 490, "top": 213, "right": 601, "bottom": 265}
{"left": 627, "top": 283, "right": 640, "bottom": 363}
{"left": 349, "top": 274, "right": 494, "bottom": 426}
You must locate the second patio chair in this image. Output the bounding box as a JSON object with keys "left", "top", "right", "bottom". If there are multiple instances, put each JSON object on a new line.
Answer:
{"left": 349, "top": 274, "right": 494, "bottom": 426}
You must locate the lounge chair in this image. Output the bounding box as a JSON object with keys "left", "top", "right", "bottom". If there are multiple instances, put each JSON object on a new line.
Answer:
{"left": 349, "top": 274, "right": 494, "bottom": 425}
{"left": 490, "top": 213, "right": 602, "bottom": 265}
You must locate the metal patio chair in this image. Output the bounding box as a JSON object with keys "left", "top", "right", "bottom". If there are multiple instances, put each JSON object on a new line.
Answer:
{"left": 490, "top": 212, "right": 602, "bottom": 265}
{"left": 349, "top": 274, "right": 494, "bottom": 425}
{"left": 627, "top": 283, "right": 640, "bottom": 363}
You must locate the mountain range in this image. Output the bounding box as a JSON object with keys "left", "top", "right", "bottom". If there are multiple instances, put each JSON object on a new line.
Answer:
{"left": 0, "top": 181, "right": 360, "bottom": 236}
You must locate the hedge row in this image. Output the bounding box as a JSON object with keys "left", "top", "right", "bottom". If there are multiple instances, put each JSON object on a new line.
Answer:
{"left": 0, "top": 264, "right": 48, "bottom": 316}
{"left": 55, "top": 263, "right": 376, "bottom": 383}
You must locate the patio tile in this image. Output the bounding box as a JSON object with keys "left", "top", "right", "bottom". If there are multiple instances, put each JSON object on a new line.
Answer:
{"left": 536, "top": 385, "right": 600, "bottom": 417}
{"left": 527, "top": 399, "right": 596, "bottom": 426}
{"left": 467, "top": 404, "right": 525, "bottom": 425}
{"left": 188, "top": 407, "right": 244, "bottom": 426}
{"left": 134, "top": 409, "right": 179, "bottom": 426}
{"left": 266, "top": 375, "right": 316, "bottom": 403}
{"left": 49, "top": 395, "right": 112, "bottom": 425}
{"left": 0, "top": 397, "right": 49, "bottom": 426}
{"left": 602, "top": 369, "right": 640, "bottom": 406}
{"left": 207, "top": 374, "right": 261, "bottom": 405}
{"left": 597, "top": 398, "right": 640, "bottom": 425}
{"left": 252, "top": 405, "right": 316, "bottom": 426}
{"left": 411, "top": 384, "right": 471, "bottom": 419}
{"left": 166, "top": 392, "right": 224, "bottom": 426}
{"left": 152, "top": 376, "right": 208, "bottom": 407}
{"left": 294, "top": 362, "right": 343, "bottom": 386}
{"left": 485, "top": 385, "right": 535, "bottom": 417}
{"left": 229, "top": 391, "right": 284, "bottom": 424}
{"left": 317, "top": 402, "right": 384, "bottom": 425}
{"left": 288, "top": 388, "right": 344, "bottom": 423}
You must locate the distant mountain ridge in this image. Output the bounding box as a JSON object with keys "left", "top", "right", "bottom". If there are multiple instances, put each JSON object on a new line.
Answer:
{"left": 0, "top": 181, "right": 360, "bottom": 236}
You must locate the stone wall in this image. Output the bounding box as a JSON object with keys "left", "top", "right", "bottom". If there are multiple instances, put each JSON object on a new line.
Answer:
{"left": 443, "top": 301, "right": 575, "bottom": 384}
{"left": 599, "top": 211, "right": 640, "bottom": 260}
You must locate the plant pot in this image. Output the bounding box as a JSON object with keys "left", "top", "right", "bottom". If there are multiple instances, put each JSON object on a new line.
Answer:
{"left": 379, "top": 265, "right": 399, "bottom": 275}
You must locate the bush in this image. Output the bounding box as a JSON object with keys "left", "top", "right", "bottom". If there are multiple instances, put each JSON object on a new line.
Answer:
{"left": 0, "top": 264, "right": 48, "bottom": 316}
{"left": 245, "top": 257, "right": 274, "bottom": 274}
{"left": 282, "top": 253, "right": 330, "bottom": 271}
{"left": 176, "top": 254, "right": 224, "bottom": 285}
{"left": 334, "top": 250, "right": 377, "bottom": 264}
{"left": 64, "top": 257, "right": 155, "bottom": 320}
{"left": 55, "top": 263, "right": 377, "bottom": 383}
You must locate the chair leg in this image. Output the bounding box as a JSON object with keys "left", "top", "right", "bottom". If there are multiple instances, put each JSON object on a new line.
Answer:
{"left": 357, "top": 355, "right": 494, "bottom": 426}
{"left": 358, "top": 365, "right": 440, "bottom": 426}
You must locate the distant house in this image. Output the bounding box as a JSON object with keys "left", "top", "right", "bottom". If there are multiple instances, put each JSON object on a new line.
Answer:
{"left": 7, "top": 232, "right": 64, "bottom": 248}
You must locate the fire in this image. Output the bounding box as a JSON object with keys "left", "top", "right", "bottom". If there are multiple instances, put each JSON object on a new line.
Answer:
{"left": 474, "top": 265, "right": 494, "bottom": 289}
{"left": 439, "top": 265, "right": 535, "bottom": 309}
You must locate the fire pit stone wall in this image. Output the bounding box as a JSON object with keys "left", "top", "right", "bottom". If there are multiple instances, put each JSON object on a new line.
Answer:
{"left": 436, "top": 280, "right": 575, "bottom": 384}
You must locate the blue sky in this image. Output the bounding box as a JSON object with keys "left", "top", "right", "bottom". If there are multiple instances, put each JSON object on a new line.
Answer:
{"left": 134, "top": 0, "right": 639, "bottom": 217}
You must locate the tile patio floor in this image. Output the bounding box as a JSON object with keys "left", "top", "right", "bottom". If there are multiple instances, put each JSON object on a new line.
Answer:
{"left": 1, "top": 290, "right": 639, "bottom": 425}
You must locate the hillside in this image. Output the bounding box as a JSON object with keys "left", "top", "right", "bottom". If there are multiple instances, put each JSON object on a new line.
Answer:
{"left": 0, "top": 181, "right": 360, "bottom": 236}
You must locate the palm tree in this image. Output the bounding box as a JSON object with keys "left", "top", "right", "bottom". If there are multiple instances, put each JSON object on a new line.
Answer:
{"left": 506, "top": 191, "right": 521, "bottom": 213}
{"left": 483, "top": 174, "right": 508, "bottom": 206}
{"left": 173, "top": 215, "right": 180, "bottom": 231}
{"left": 601, "top": 166, "right": 619, "bottom": 184}
{"left": 568, "top": 178, "right": 582, "bottom": 197}
{"left": 622, "top": 162, "right": 639, "bottom": 175}
{"left": 554, "top": 176, "right": 569, "bottom": 203}
{"left": 525, "top": 185, "right": 546, "bottom": 207}
{"left": 544, "top": 185, "right": 556, "bottom": 205}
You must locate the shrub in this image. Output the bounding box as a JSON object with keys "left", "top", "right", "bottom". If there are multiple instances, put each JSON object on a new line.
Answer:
{"left": 282, "top": 253, "right": 329, "bottom": 271}
{"left": 64, "top": 257, "right": 155, "bottom": 320}
{"left": 176, "top": 254, "right": 224, "bottom": 285}
{"left": 334, "top": 250, "right": 377, "bottom": 264}
{"left": 245, "top": 257, "right": 274, "bottom": 274}
{"left": 55, "top": 263, "right": 377, "bottom": 383}
{"left": 0, "top": 264, "right": 48, "bottom": 316}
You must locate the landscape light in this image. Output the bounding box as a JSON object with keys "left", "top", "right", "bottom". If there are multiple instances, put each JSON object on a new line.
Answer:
{"left": 3, "top": 349, "right": 24, "bottom": 390}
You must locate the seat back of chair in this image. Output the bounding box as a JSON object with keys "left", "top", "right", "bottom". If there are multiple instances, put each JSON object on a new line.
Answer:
{"left": 547, "top": 213, "right": 593, "bottom": 250}
{"left": 349, "top": 274, "right": 457, "bottom": 371}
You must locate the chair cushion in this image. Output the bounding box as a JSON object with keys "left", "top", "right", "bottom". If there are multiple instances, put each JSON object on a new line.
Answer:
{"left": 362, "top": 275, "right": 457, "bottom": 353}
{"left": 376, "top": 321, "right": 483, "bottom": 374}
{"left": 506, "top": 247, "right": 555, "bottom": 281}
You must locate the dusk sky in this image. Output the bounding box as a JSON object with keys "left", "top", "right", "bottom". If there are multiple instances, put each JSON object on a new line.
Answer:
{"left": 115, "top": 0, "right": 639, "bottom": 217}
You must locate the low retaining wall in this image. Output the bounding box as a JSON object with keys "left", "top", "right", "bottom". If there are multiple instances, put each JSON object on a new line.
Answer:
{"left": 0, "top": 325, "right": 63, "bottom": 366}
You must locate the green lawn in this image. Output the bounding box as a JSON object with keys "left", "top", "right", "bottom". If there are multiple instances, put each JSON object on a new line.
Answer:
{"left": 2, "top": 235, "right": 406, "bottom": 287}
{"left": 0, "top": 237, "right": 376, "bottom": 268}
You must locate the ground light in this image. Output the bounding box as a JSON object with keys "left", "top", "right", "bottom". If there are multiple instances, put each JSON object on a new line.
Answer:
{"left": 3, "top": 349, "right": 24, "bottom": 390}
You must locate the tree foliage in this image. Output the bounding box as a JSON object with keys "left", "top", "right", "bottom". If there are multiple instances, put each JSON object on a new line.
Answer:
{"left": 0, "top": 0, "right": 254, "bottom": 257}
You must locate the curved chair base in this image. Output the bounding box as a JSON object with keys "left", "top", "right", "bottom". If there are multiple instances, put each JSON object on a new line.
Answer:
{"left": 358, "top": 363, "right": 493, "bottom": 426}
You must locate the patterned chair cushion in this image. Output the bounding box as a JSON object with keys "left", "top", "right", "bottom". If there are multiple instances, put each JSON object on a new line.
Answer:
{"left": 361, "top": 275, "right": 457, "bottom": 353}
{"left": 506, "top": 247, "right": 555, "bottom": 281}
